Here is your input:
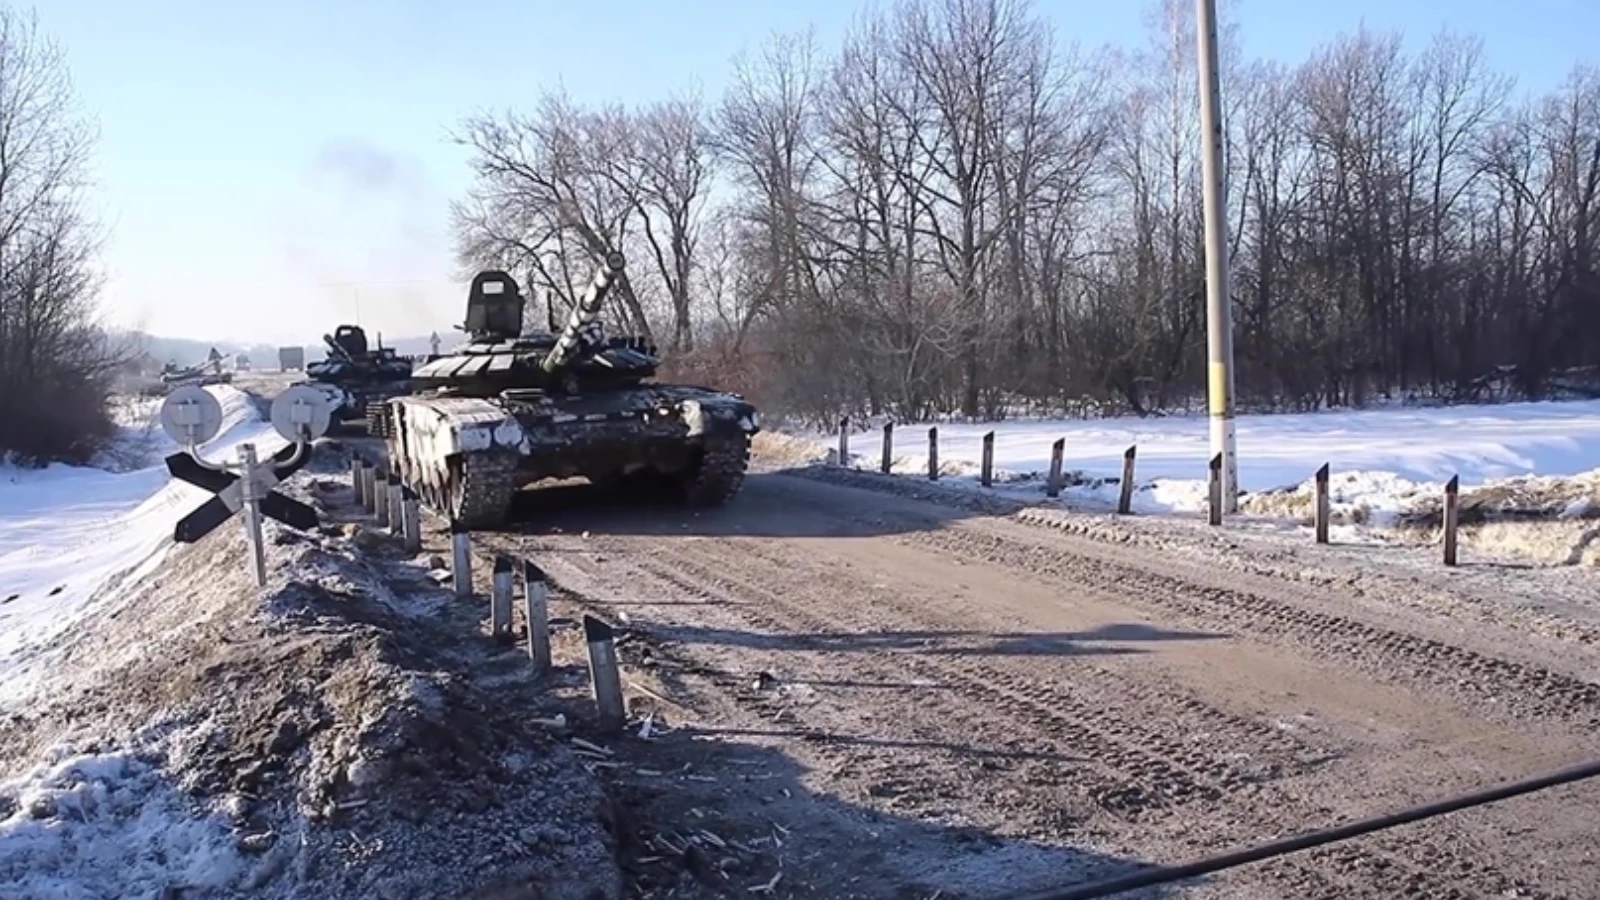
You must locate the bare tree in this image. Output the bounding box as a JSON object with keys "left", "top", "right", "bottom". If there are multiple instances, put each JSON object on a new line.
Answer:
{"left": 452, "top": 92, "right": 654, "bottom": 339}
{"left": 0, "top": 6, "right": 120, "bottom": 465}
{"left": 447, "top": 0, "right": 1600, "bottom": 424}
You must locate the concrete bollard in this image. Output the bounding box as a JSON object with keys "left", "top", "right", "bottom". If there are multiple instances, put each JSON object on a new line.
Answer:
{"left": 980, "top": 432, "right": 995, "bottom": 488}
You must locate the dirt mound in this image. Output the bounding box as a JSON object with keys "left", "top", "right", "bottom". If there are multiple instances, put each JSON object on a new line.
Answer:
{"left": 0, "top": 469, "right": 621, "bottom": 900}
{"left": 750, "top": 431, "right": 828, "bottom": 469}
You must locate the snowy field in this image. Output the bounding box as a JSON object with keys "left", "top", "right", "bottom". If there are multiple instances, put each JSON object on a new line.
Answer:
{"left": 0, "top": 386, "right": 283, "bottom": 709}
{"left": 815, "top": 399, "right": 1600, "bottom": 529}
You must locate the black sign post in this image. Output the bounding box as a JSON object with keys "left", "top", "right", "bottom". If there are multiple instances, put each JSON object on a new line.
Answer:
{"left": 167, "top": 440, "right": 319, "bottom": 586}
{"left": 160, "top": 384, "right": 332, "bottom": 588}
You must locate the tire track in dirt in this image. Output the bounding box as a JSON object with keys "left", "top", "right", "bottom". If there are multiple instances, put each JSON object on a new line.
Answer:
{"left": 605, "top": 544, "right": 1374, "bottom": 899}
{"left": 708, "top": 541, "right": 1328, "bottom": 785}
{"left": 639, "top": 537, "right": 1565, "bottom": 900}
{"left": 900, "top": 526, "right": 1600, "bottom": 729}
{"left": 472, "top": 534, "right": 1204, "bottom": 897}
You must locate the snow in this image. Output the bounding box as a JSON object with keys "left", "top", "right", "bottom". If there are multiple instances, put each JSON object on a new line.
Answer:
{"left": 823, "top": 399, "right": 1600, "bottom": 523}
{"left": 0, "top": 386, "right": 283, "bottom": 709}
{"left": 0, "top": 718, "right": 248, "bottom": 900}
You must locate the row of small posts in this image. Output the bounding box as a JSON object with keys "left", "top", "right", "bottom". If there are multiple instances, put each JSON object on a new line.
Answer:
{"left": 843, "top": 420, "right": 1466, "bottom": 567}
{"left": 348, "top": 452, "right": 629, "bottom": 732}
{"left": 1300, "top": 463, "right": 1463, "bottom": 567}
{"left": 840, "top": 418, "right": 1138, "bottom": 514}
{"left": 350, "top": 456, "right": 422, "bottom": 553}
{"left": 455, "top": 539, "right": 627, "bottom": 733}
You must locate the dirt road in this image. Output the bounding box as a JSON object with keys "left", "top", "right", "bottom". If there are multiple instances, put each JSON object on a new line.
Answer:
{"left": 399, "top": 452, "right": 1600, "bottom": 900}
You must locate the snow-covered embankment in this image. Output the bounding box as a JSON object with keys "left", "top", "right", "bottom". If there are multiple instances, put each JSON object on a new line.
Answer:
{"left": 0, "top": 386, "right": 283, "bottom": 705}
{"left": 789, "top": 399, "right": 1600, "bottom": 555}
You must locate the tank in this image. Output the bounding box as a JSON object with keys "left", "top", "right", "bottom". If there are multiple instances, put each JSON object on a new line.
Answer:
{"left": 381, "top": 251, "right": 760, "bottom": 528}
{"left": 297, "top": 324, "right": 415, "bottom": 434}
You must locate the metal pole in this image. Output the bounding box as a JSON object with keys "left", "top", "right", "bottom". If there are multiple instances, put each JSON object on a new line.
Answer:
{"left": 239, "top": 443, "right": 267, "bottom": 588}
{"left": 450, "top": 520, "right": 472, "bottom": 598}
{"left": 523, "top": 560, "right": 552, "bottom": 672}
{"left": 401, "top": 488, "right": 422, "bottom": 554}
{"left": 1196, "top": 0, "right": 1238, "bottom": 513}
{"left": 386, "top": 472, "right": 403, "bottom": 535}
{"left": 584, "top": 615, "right": 626, "bottom": 733}
{"left": 490, "top": 556, "right": 514, "bottom": 639}
{"left": 373, "top": 465, "right": 390, "bottom": 528}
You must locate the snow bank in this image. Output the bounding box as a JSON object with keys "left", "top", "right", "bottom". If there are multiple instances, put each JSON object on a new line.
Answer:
{"left": 813, "top": 399, "right": 1600, "bottom": 524}
{"left": 0, "top": 718, "right": 248, "bottom": 900}
{"left": 0, "top": 386, "right": 283, "bottom": 709}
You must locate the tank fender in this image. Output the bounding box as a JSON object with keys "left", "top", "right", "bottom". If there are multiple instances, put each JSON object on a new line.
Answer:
{"left": 677, "top": 396, "right": 761, "bottom": 438}
{"left": 397, "top": 397, "right": 523, "bottom": 458}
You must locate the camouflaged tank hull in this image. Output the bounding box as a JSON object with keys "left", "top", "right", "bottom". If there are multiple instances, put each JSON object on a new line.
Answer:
{"left": 298, "top": 380, "right": 414, "bottom": 437}
{"left": 383, "top": 386, "right": 760, "bottom": 528}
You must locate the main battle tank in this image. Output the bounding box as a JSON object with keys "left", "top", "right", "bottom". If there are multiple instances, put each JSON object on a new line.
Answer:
{"left": 382, "top": 251, "right": 760, "bottom": 528}
{"left": 298, "top": 324, "right": 415, "bottom": 434}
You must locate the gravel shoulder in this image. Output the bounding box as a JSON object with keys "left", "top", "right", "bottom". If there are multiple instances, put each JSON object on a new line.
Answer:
{"left": 1, "top": 447, "right": 622, "bottom": 900}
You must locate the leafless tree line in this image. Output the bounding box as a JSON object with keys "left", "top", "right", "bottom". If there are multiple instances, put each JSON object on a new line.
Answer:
{"left": 453, "top": 0, "right": 1600, "bottom": 426}
{"left": 0, "top": 6, "right": 120, "bottom": 464}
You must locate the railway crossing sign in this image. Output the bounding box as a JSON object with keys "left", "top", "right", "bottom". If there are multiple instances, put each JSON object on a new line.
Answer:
{"left": 166, "top": 442, "right": 317, "bottom": 542}
{"left": 159, "top": 386, "right": 333, "bottom": 586}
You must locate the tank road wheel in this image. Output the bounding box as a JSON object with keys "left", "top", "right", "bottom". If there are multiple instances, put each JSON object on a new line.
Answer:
{"left": 446, "top": 452, "right": 519, "bottom": 529}
{"left": 679, "top": 434, "right": 750, "bottom": 507}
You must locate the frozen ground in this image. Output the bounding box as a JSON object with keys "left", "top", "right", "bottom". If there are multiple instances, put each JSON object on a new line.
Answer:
{"left": 803, "top": 400, "right": 1600, "bottom": 538}
{"left": 0, "top": 385, "right": 284, "bottom": 710}
{"left": 0, "top": 431, "right": 621, "bottom": 900}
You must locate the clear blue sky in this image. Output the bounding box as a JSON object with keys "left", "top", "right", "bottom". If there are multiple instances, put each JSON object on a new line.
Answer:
{"left": 32, "top": 0, "right": 1598, "bottom": 346}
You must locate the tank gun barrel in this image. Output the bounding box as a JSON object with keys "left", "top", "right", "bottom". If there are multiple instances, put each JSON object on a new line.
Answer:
{"left": 323, "top": 333, "right": 352, "bottom": 361}
{"left": 540, "top": 250, "right": 626, "bottom": 374}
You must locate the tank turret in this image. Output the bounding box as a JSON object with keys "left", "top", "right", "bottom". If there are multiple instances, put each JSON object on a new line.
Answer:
{"left": 381, "top": 249, "right": 761, "bottom": 528}
{"left": 323, "top": 324, "right": 370, "bottom": 361}
{"left": 297, "top": 324, "right": 414, "bottom": 434}
{"left": 406, "top": 250, "right": 657, "bottom": 396}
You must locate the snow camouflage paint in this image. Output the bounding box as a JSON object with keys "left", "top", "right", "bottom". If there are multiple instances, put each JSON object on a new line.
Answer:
{"left": 379, "top": 256, "right": 761, "bottom": 528}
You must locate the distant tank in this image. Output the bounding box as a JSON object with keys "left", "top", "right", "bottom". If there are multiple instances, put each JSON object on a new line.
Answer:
{"left": 297, "top": 324, "right": 414, "bottom": 434}
{"left": 381, "top": 251, "right": 760, "bottom": 528}
{"left": 160, "top": 355, "right": 231, "bottom": 389}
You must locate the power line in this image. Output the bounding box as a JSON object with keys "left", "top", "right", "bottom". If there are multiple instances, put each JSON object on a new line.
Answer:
{"left": 1003, "top": 757, "right": 1600, "bottom": 900}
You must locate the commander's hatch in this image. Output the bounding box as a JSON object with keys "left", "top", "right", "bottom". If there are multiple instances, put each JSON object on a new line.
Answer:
{"left": 464, "top": 270, "right": 525, "bottom": 341}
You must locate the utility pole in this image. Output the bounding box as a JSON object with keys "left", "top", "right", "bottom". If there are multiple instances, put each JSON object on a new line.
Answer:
{"left": 1196, "top": 0, "right": 1238, "bottom": 512}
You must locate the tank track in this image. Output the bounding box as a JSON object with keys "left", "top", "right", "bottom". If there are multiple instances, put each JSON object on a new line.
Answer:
{"left": 450, "top": 452, "right": 520, "bottom": 529}
{"left": 365, "top": 399, "right": 391, "bottom": 438}
{"left": 681, "top": 434, "right": 750, "bottom": 506}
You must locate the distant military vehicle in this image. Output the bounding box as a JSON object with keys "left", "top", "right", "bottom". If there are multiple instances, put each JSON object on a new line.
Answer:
{"left": 295, "top": 325, "right": 414, "bottom": 433}
{"left": 278, "top": 346, "right": 306, "bottom": 372}
{"left": 381, "top": 251, "right": 760, "bottom": 528}
{"left": 159, "top": 353, "right": 231, "bottom": 390}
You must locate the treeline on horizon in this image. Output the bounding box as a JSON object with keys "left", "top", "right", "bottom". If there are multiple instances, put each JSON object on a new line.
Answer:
{"left": 453, "top": 0, "right": 1600, "bottom": 426}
